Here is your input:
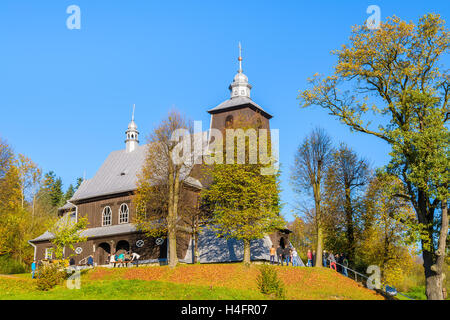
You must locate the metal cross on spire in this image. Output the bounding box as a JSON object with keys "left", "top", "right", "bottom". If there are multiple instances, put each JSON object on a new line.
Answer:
{"left": 238, "top": 42, "right": 243, "bottom": 73}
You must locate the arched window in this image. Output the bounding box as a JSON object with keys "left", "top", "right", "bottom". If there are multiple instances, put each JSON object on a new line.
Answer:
{"left": 225, "top": 115, "right": 234, "bottom": 128}
{"left": 102, "top": 206, "right": 112, "bottom": 226}
{"left": 119, "top": 203, "right": 129, "bottom": 224}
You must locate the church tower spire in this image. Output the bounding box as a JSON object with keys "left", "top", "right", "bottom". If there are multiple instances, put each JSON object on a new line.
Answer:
{"left": 229, "top": 42, "right": 252, "bottom": 99}
{"left": 125, "top": 104, "right": 139, "bottom": 153}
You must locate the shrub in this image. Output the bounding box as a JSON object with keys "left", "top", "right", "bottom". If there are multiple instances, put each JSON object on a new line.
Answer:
{"left": 256, "top": 264, "right": 285, "bottom": 299}
{"left": 36, "top": 264, "right": 66, "bottom": 291}
{"left": 0, "top": 255, "right": 27, "bottom": 274}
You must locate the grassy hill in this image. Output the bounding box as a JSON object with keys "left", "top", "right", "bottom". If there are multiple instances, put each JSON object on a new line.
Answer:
{"left": 0, "top": 264, "right": 384, "bottom": 300}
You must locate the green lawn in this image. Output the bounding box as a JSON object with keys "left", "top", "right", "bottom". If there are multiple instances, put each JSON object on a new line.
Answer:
{"left": 0, "top": 264, "right": 384, "bottom": 300}
{"left": 0, "top": 276, "right": 267, "bottom": 300}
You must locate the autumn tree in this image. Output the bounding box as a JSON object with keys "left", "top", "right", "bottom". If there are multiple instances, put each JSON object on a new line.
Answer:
{"left": 16, "top": 154, "right": 41, "bottom": 210}
{"left": 291, "top": 128, "right": 333, "bottom": 267}
{"left": 288, "top": 216, "right": 314, "bottom": 261}
{"left": 323, "top": 143, "right": 371, "bottom": 263}
{"left": 201, "top": 113, "right": 285, "bottom": 264}
{"left": 300, "top": 14, "right": 449, "bottom": 299}
{"left": 49, "top": 215, "right": 88, "bottom": 261}
{"left": 134, "top": 110, "right": 199, "bottom": 268}
{"left": 360, "top": 172, "right": 416, "bottom": 288}
{"left": 0, "top": 139, "right": 49, "bottom": 265}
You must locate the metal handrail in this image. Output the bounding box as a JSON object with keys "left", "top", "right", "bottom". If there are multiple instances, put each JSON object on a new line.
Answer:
{"left": 331, "top": 260, "right": 415, "bottom": 300}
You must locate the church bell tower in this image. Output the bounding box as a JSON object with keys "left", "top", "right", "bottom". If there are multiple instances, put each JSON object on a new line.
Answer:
{"left": 207, "top": 43, "right": 273, "bottom": 132}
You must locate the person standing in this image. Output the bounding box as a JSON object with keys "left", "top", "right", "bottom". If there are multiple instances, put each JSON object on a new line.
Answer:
{"left": 312, "top": 250, "right": 316, "bottom": 267}
{"left": 110, "top": 252, "right": 116, "bottom": 267}
{"left": 284, "top": 246, "right": 291, "bottom": 266}
{"left": 292, "top": 248, "right": 299, "bottom": 267}
{"left": 276, "top": 246, "right": 283, "bottom": 266}
{"left": 31, "top": 260, "right": 36, "bottom": 279}
{"left": 307, "top": 249, "right": 313, "bottom": 267}
{"left": 328, "top": 252, "right": 336, "bottom": 271}
{"left": 87, "top": 255, "right": 94, "bottom": 268}
{"left": 335, "top": 254, "right": 341, "bottom": 273}
{"left": 323, "top": 250, "right": 328, "bottom": 267}
{"left": 270, "top": 245, "right": 276, "bottom": 265}
{"left": 342, "top": 254, "right": 349, "bottom": 277}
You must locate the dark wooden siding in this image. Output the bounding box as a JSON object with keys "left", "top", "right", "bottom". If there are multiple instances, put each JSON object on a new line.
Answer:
{"left": 77, "top": 194, "right": 135, "bottom": 228}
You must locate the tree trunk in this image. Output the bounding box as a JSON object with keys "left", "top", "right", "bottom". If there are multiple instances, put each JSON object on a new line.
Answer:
{"left": 344, "top": 186, "right": 355, "bottom": 263}
{"left": 424, "top": 198, "right": 448, "bottom": 300}
{"left": 314, "top": 185, "right": 323, "bottom": 267}
{"left": 316, "top": 224, "right": 323, "bottom": 267}
{"left": 32, "top": 194, "right": 36, "bottom": 218}
{"left": 243, "top": 239, "right": 251, "bottom": 265}
{"left": 167, "top": 152, "right": 178, "bottom": 268}
{"left": 420, "top": 196, "right": 448, "bottom": 300}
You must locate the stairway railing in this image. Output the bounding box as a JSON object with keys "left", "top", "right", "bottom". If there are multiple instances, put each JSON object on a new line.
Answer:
{"left": 331, "top": 260, "right": 415, "bottom": 300}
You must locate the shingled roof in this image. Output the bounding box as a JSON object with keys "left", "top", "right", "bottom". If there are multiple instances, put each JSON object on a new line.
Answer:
{"left": 70, "top": 144, "right": 149, "bottom": 201}
{"left": 207, "top": 96, "right": 273, "bottom": 119}
{"left": 69, "top": 143, "right": 203, "bottom": 202}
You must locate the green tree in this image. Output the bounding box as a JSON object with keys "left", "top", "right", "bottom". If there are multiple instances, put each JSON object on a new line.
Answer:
{"left": 75, "top": 177, "right": 83, "bottom": 189}
{"left": 300, "top": 14, "right": 449, "bottom": 299}
{"left": 40, "top": 171, "right": 64, "bottom": 210}
{"left": 201, "top": 115, "right": 284, "bottom": 264}
{"left": 64, "top": 184, "right": 75, "bottom": 202}
{"left": 49, "top": 215, "right": 88, "bottom": 260}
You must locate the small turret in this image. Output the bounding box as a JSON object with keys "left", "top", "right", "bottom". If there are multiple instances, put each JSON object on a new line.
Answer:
{"left": 125, "top": 104, "right": 139, "bottom": 153}
{"left": 229, "top": 42, "right": 252, "bottom": 99}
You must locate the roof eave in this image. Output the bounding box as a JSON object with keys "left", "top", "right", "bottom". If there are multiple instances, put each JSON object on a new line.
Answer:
{"left": 207, "top": 103, "right": 273, "bottom": 119}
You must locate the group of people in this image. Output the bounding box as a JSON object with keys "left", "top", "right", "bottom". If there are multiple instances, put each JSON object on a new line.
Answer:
{"left": 269, "top": 245, "right": 302, "bottom": 266}
{"left": 322, "top": 250, "right": 349, "bottom": 276}
{"left": 108, "top": 251, "right": 140, "bottom": 267}
{"left": 267, "top": 244, "right": 349, "bottom": 277}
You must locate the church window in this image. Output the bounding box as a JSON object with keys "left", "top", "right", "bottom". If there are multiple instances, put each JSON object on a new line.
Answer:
{"left": 45, "top": 248, "right": 53, "bottom": 260}
{"left": 119, "top": 203, "right": 129, "bottom": 224}
{"left": 225, "top": 115, "right": 233, "bottom": 128}
{"left": 102, "top": 206, "right": 112, "bottom": 226}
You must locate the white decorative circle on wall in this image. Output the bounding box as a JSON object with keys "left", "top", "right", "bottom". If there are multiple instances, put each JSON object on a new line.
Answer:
{"left": 136, "top": 240, "right": 144, "bottom": 248}
{"left": 155, "top": 238, "right": 164, "bottom": 246}
{"left": 75, "top": 247, "right": 83, "bottom": 255}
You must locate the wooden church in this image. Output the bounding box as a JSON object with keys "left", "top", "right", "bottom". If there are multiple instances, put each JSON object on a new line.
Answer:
{"left": 29, "top": 47, "right": 291, "bottom": 266}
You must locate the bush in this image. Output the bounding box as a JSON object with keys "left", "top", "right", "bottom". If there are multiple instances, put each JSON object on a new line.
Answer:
{"left": 0, "top": 255, "right": 27, "bottom": 274}
{"left": 36, "top": 264, "right": 66, "bottom": 291}
{"left": 256, "top": 264, "right": 286, "bottom": 299}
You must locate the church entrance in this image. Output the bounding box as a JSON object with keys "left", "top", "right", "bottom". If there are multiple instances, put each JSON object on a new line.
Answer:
{"left": 279, "top": 237, "right": 286, "bottom": 249}
{"left": 116, "top": 240, "right": 130, "bottom": 254}
{"left": 97, "top": 242, "right": 111, "bottom": 265}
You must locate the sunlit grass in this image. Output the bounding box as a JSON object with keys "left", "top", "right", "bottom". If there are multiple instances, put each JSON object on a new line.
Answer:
{"left": 0, "top": 264, "right": 384, "bottom": 300}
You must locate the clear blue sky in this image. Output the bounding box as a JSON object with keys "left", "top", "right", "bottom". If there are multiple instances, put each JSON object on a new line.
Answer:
{"left": 0, "top": 1, "right": 448, "bottom": 221}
